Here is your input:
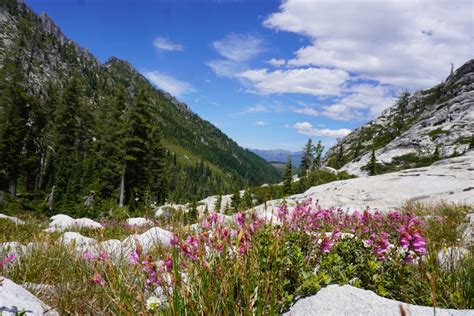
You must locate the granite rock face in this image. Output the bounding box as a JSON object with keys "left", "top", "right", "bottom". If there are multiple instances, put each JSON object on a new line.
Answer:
{"left": 325, "top": 60, "right": 474, "bottom": 177}
{"left": 284, "top": 285, "right": 472, "bottom": 316}
{"left": 252, "top": 152, "right": 474, "bottom": 222}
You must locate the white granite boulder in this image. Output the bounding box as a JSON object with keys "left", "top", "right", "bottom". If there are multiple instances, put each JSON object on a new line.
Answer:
{"left": 0, "top": 277, "right": 59, "bottom": 315}
{"left": 122, "top": 226, "right": 173, "bottom": 254}
{"left": 284, "top": 284, "right": 472, "bottom": 316}
{"left": 45, "top": 214, "right": 103, "bottom": 232}
{"left": 0, "top": 213, "right": 25, "bottom": 225}
{"left": 126, "top": 217, "right": 154, "bottom": 227}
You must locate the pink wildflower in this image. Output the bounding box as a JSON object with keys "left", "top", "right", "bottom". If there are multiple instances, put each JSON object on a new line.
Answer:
{"left": 128, "top": 250, "right": 140, "bottom": 265}
{"left": 236, "top": 212, "right": 245, "bottom": 227}
{"left": 83, "top": 251, "right": 96, "bottom": 260}
{"left": 170, "top": 234, "right": 179, "bottom": 247}
{"left": 0, "top": 254, "right": 15, "bottom": 267}
{"left": 91, "top": 272, "right": 105, "bottom": 286}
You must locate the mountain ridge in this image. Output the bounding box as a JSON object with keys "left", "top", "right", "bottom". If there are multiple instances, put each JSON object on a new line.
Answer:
{"left": 324, "top": 59, "right": 474, "bottom": 176}
{"left": 0, "top": 0, "right": 280, "bottom": 209}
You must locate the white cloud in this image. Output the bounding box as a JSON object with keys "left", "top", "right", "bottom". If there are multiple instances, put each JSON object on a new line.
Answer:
{"left": 321, "top": 84, "right": 396, "bottom": 121}
{"left": 293, "top": 122, "right": 351, "bottom": 138}
{"left": 238, "top": 67, "right": 349, "bottom": 96}
{"left": 290, "top": 106, "right": 319, "bottom": 116}
{"left": 264, "top": 0, "right": 473, "bottom": 89}
{"left": 208, "top": 33, "right": 265, "bottom": 77}
{"left": 254, "top": 120, "right": 268, "bottom": 126}
{"left": 237, "top": 104, "right": 268, "bottom": 115}
{"left": 153, "top": 37, "right": 183, "bottom": 52}
{"left": 267, "top": 58, "right": 286, "bottom": 67}
{"left": 144, "top": 71, "right": 195, "bottom": 97}
{"left": 213, "top": 33, "right": 265, "bottom": 62}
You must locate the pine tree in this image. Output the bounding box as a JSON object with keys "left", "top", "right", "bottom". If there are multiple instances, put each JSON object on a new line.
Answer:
{"left": 231, "top": 189, "right": 241, "bottom": 212}
{"left": 283, "top": 156, "right": 293, "bottom": 195}
{"left": 299, "top": 138, "right": 313, "bottom": 177}
{"left": 312, "top": 140, "right": 324, "bottom": 171}
{"left": 214, "top": 194, "right": 222, "bottom": 213}
{"left": 335, "top": 142, "right": 344, "bottom": 169}
{"left": 368, "top": 148, "right": 378, "bottom": 176}
{"left": 119, "top": 86, "right": 167, "bottom": 209}
{"left": 51, "top": 74, "right": 84, "bottom": 211}
{"left": 432, "top": 145, "right": 440, "bottom": 162}
{"left": 0, "top": 59, "right": 29, "bottom": 196}
{"left": 242, "top": 188, "right": 253, "bottom": 209}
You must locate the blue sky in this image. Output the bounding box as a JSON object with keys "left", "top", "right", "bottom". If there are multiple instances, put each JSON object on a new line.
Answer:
{"left": 26, "top": 0, "right": 473, "bottom": 151}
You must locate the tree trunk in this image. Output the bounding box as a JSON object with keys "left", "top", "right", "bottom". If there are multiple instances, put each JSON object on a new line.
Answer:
{"left": 118, "top": 162, "right": 126, "bottom": 207}
{"left": 9, "top": 176, "right": 17, "bottom": 197}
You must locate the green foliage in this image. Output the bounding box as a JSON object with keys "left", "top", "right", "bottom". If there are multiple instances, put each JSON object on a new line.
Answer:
{"left": 299, "top": 139, "right": 313, "bottom": 177}
{"left": 283, "top": 157, "right": 293, "bottom": 195}
{"left": 0, "top": 2, "right": 280, "bottom": 217}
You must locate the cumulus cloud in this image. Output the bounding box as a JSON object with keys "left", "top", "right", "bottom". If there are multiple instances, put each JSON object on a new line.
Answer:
{"left": 293, "top": 122, "right": 351, "bottom": 138}
{"left": 264, "top": 0, "right": 473, "bottom": 89}
{"left": 267, "top": 58, "right": 286, "bottom": 67}
{"left": 153, "top": 37, "right": 183, "bottom": 52}
{"left": 144, "top": 71, "right": 195, "bottom": 97}
{"left": 289, "top": 106, "right": 319, "bottom": 116}
{"left": 238, "top": 67, "right": 349, "bottom": 96}
{"left": 321, "top": 84, "right": 396, "bottom": 121}
{"left": 208, "top": 33, "right": 265, "bottom": 77}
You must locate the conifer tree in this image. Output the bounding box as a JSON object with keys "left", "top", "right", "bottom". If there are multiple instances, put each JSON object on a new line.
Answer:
{"left": 242, "top": 188, "right": 253, "bottom": 209}
{"left": 312, "top": 140, "right": 324, "bottom": 171}
{"left": 0, "top": 59, "right": 29, "bottom": 196}
{"left": 283, "top": 156, "right": 293, "bottom": 195}
{"left": 52, "top": 74, "right": 84, "bottom": 211}
{"left": 231, "top": 189, "right": 241, "bottom": 212}
{"left": 368, "top": 148, "right": 378, "bottom": 176}
{"left": 299, "top": 138, "right": 313, "bottom": 177}
{"left": 214, "top": 194, "right": 222, "bottom": 213}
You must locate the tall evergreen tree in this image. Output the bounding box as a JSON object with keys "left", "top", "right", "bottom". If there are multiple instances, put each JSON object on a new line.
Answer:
{"left": 52, "top": 74, "right": 84, "bottom": 211}
{"left": 230, "top": 189, "right": 241, "bottom": 212}
{"left": 299, "top": 138, "right": 313, "bottom": 177}
{"left": 312, "top": 140, "right": 324, "bottom": 171}
{"left": 120, "top": 86, "right": 166, "bottom": 209}
{"left": 0, "top": 59, "right": 29, "bottom": 196}
{"left": 283, "top": 156, "right": 293, "bottom": 195}
{"left": 368, "top": 148, "right": 378, "bottom": 176}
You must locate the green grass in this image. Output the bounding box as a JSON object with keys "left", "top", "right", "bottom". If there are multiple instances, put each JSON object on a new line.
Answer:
{"left": 1, "top": 201, "right": 472, "bottom": 314}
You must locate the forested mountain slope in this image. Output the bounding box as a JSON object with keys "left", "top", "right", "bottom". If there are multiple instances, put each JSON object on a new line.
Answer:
{"left": 0, "top": 0, "right": 280, "bottom": 215}
{"left": 324, "top": 59, "right": 474, "bottom": 176}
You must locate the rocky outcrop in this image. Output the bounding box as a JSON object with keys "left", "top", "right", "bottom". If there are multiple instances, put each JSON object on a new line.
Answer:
{"left": 325, "top": 60, "right": 474, "bottom": 176}
{"left": 0, "top": 277, "right": 59, "bottom": 315}
{"left": 0, "top": 213, "right": 25, "bottom": 225}
{"left": 253, "top": 152, "right": 474, "bottom": 222}
{"left": 284, "top": 284, "right": 472, "bottom": 316}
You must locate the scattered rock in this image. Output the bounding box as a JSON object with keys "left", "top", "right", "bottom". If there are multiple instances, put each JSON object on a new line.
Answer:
{"left": 284, "top": 284, "right": 472, "bottom": 316}
{"left": 0, "top": 214, "right": 25, "bottom": 225}
{"left": 0, "top": 277, "right": 59, "bottom": 315}
{"left": 60, "top": 232, "right": 97, "bottom": 253}
{"left": 122, "top": 226, "right": 173, "bottom": 254}
{"left": 436, "top": 246, "right": 470, "bottom": 270}
{"left": 45, "top": 214, "right": 103, "bottom": 232}
{"left": 126, "top": 217, "right": 154, "bottom": 227}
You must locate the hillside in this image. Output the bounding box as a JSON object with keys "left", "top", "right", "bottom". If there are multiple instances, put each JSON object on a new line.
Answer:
{"left": 0, "top": 0, "right": 280, "bottom": 213}
{"left": 324, "top": 59, "right": 474, "bottom": 176}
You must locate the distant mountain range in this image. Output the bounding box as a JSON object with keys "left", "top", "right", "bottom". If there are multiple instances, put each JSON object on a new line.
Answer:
{"left": 249, "top": 149, "right": 303, "bottom": 167}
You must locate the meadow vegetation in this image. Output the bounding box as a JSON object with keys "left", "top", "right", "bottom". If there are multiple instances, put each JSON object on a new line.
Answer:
{"left": 1, "top": 201, "right": 472, "bottom": 314}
